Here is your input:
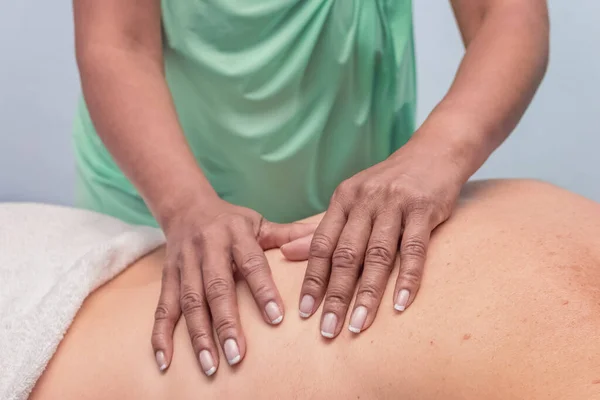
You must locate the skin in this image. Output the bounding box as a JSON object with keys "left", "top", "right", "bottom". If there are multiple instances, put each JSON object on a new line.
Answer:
{"left": 73, "top": 0, "right": 549, "bottom": 375}
{"left": 73, "top": 0, "right": 315, "bottom": 375}
{"left": 31, "top": 180, "right": 600, "bottom": 399}
{"left": 295, "top": 0, "right": 550, "bottom": 339}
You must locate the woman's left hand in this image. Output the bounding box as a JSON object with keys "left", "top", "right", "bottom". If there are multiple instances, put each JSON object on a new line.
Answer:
{"left": 282, "top": 138, "right": 465, "bottom": 337}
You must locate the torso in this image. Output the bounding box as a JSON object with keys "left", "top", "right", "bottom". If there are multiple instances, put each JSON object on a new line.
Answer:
{"left": 32, "top": 180, "right": 600, "bottom": 399}
{"left": 73, "top": 0, "right": 416, "bottom": 225}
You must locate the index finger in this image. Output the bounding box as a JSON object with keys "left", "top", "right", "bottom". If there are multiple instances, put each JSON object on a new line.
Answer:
{"left": 393, "top": 213, "right": 432, "bottom": 312}
{"left": 232, "top": 225, "right": 285, "bottom": 326}
{"left": 298, "top": 206, "right": 346, "bottom": 318}
{"left": 151, "top": 258, "right": 181, "bottom": 372}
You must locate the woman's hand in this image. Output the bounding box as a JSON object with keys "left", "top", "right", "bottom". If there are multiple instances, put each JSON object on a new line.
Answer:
{"left": 151, "top": 195, "right": 315, "bottom": 376}
{"left": 282, "top": 138, "right": 465, "bottom": 338}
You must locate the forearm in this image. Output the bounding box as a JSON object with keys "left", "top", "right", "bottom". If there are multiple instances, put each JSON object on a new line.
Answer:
{"left": 78, "top": 47, "right": 217, "bottom": 225}
{"left": 411, "top": 1, "right": 549, "bottom": 182}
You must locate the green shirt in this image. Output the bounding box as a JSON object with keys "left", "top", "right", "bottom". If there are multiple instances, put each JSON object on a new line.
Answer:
{"left": 74, "top": 0, "right": 416, "bottom": 226}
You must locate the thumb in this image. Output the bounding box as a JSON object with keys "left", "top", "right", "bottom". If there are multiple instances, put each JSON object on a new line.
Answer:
{"left": 258, "top": 221, "right": 318, "bottom": 250}
{"left": 280, "top": 234, "right": 313, "bottom": 261}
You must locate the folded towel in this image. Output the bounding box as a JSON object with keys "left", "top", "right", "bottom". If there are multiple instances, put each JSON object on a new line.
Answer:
{"left": 0, "top": 203, "right": 165, "bottom": 400}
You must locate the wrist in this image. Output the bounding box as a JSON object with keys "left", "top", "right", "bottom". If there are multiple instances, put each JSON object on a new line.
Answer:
{"left": 152, "top": 186, "right": 221, "bottom": 231}
{"left": 410, "top": 107, "right": 497, "bottom": 183}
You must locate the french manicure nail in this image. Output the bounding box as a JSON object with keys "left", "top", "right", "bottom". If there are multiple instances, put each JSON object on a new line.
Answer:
{"left": 394, "top": 289, "right": 410, "bottom": 312}
{"left": 299, "top": 295, "right": 315, "bottom": 318}
{"left": 265, "top": 301, "right": 283, "bottom": 324}
{"left": 224, "top": 338, "right": 241, "bottom": 366}
{"left": 321, "top": 313, "right": 337, "bottom": 338}
{"left": 155, "top": 350, "right": 167, "bottom": 371}
{"left": 349, "top": 306, "right": 368, "bottom": 334}
{"left": 199, "top": 350, "right": 217, "bottom": 376}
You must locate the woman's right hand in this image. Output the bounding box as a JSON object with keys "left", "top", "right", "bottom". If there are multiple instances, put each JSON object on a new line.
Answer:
{"left": 150, "top": 195, "right": 316, "bottom": 376}
{"left": 74, "top": 0, "right": 317, "bottom": 376}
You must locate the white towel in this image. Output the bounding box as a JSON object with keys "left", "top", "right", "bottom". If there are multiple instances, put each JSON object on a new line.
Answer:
{"left": 0, "top": 203, "right": 165, "bottom": 400}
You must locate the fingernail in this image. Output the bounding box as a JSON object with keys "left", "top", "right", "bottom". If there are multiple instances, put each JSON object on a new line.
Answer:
{"left": 321, "top": 312, "right": 337, "bottom": 338}
{"left": 224, "top": 338, "right": 241, "bottom": 366}
{"left": 349, "top": 306, "right": 368, "bottom": 334}
{"left": 199, "top": 350, "right": 216, "bottom": 376}
{"left": 265, "top": 301, "right": 283, "bottom": 324}
{"left": 299, "top": 295, "right": 315, "bottom": 318}
{"left": 394, "top": 289, "right": 410, "bottom": 312}
{"left": 155, "top": 350, "right": 167, "bottom": 371}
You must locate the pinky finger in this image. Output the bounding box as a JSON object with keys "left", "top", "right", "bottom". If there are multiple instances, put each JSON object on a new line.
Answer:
{"left": 394, "top": 215, "right": 431, "bottom": 313}
{"left": 151, "top": 262, "right": 181, "bottom": 372}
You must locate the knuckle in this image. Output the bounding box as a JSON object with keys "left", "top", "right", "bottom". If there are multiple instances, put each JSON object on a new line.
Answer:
{"left": 238, "top": 252, "right": 266, "bottom": 279}
{"left": 252, "top": 281, "right": 273, "bottom": 300}
{"left": 214, "top": 317, "right": 237, "bottom": 338}
{"left": 191, "top": 230, "right": 210, "bottom": 248}
{"left": 309, "top": 234, "right": 335, "bottom": 259}
{"left": 325, "top": 287, "right": 353, "bottom": 308}
{"left": 151, "top": 331, "right": 169, "bottom": 348}
{"left": 359, "top": 182, "right": 381, "bottom": 197}
{"left": 332, "top": 245, "right": 360, "bottom": 270}
{"left": 303, "top": 271, "right": 328, "bottom": 292}
{"left": 430, "top": 205, "right": 449, "bottom": 224}
{"left": 408, "top": 195, "right": 432, "bottom": 212}
{"left": 402, "top": 237, "right": 427, "bottom": 259}
{"left": 238, "top": 253, "right": 274, "bottom": 299}
{"left": 189, "top": 329, "right": 213, "bottom": 346}
{"left": 154, "top": 303, "right": 175, "bottom": 322}
{"left": 221, "top": 214, "right": 248, "bottom": 230}
{"left": 336, "top": 179, "right": 354, "bottom": 195}
{"left": 332, "top": 180, "right": 355, "bottom": 203}
{"left": 388, "top": 182, "right": 405, "bottom": 196}
{"left": 204, "top": 277, "right": 233, "bottom": 304}
{"left": 400, "top": 267, "right": 423, "bottom": 286}
{"left": 365, "top": 245, "right": 394, "bottom": 268}
{"left": 179, "top": 286, "right": 206, "bottom": 314}
{"left": 356, "top": 282, "right": 381, "bottom": 303}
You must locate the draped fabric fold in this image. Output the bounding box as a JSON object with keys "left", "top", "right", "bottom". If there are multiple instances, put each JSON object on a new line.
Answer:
{"left": 74, "top": 0, "right": 416, "bottom": 225}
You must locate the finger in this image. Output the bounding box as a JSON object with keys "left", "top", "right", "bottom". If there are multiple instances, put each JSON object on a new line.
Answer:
{"left": 151, "top": 258, "right": 181, "bottom": 372}
{"left": 258, "top": 221, "right": 318, "bottom": 249}
{"left": 320, "top": 211, "right": 372, "bottom": 339}
{"left": 349, "top": 212, "right": 402, "bottom": 334}
{"left": 280, "top": 234, "right": 313, "bottom": 261}
{"left": 232, "top": 225, "right": 284, "bottom": 326}
{"left": 178, "top": 247, "right": 220, "bottom": 377}
{"left": 394, "top": 213, "right": 431, "bottom": 313}
{"left": 299, "top": 206, "right": 346, "bottom": 319}
{"left": 202, "top": 238, "right": 246, "bottom": 367}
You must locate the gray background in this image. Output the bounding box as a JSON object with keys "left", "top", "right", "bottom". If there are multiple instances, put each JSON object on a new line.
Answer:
{"left": 1, "top": 1, "right": 599, "bottom": 205}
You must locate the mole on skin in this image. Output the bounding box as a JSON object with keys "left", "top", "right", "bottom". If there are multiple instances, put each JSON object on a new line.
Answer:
{"left": 462, "top": 333, "right": 472, "bottom": 341}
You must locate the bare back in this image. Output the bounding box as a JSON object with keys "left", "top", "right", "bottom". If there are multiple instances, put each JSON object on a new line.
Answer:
{"left": 32, "top": 180, "right": 600, "bottom": 399}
